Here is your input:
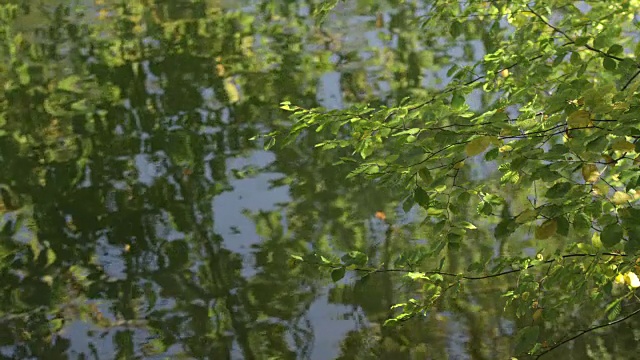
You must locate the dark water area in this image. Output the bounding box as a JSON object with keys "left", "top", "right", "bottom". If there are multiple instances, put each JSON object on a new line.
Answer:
{"left": 1, "top": 1, "right": 639, "bottom": 359}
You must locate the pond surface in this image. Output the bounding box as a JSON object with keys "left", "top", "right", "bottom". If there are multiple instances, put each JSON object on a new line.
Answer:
{"left": 1, "top": 1, "right": 639, "bottom": 359}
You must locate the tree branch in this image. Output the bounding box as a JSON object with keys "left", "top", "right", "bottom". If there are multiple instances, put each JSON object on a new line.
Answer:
{"left": 535, "top": 305, "right": 640, "bottom": 359}
{"left": 526, "top": 5, "right": 630, "bottom": 64}
{"left": 622, "top": 69, "right": 640, "bottom": 91}
{"left": 305, "top": 252, "right": 627, "bottom": 281}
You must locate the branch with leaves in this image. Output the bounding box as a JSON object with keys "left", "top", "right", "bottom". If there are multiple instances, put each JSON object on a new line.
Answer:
{"left": 279, "top": 0, "right": 640, "bottom": 358}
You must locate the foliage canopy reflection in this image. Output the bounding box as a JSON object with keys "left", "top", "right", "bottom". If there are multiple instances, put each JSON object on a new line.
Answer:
{"left": 278, "top": 0, "right": 640, "bottom": 358}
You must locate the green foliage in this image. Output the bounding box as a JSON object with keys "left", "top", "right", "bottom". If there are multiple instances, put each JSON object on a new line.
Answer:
{"left": 280, "top": 0, "right": 640, "bottom": 357}
{"left": 0, "top": 1, "right": 338, "bottom": 358}
{"left": 4, "top": 0, "right": 640, "bottom": 359}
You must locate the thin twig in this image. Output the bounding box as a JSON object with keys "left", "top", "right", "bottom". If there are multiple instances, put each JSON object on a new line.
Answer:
{"left": 622, "top": 69, "right": 640, "bottom": 91}
{"left": 307, "top": 252, "right": 627, "bottom": 281}
{"left": 535, "top": 306, "right": 640, "bottom": 359}
{"left": 525, "top": 5, "right": 573, "bottom": 43}
{"left": 526, "top": 5, "right": 630, "bottom": 64}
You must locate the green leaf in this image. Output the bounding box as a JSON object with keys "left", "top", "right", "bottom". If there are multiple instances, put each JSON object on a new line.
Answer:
{"left": 290, "top": 254, "right": 304, "bottom": 261}
{"left": 365, "top": 164, "right": 380, "bottom": 175}
{"left": 331, "top": 267, "right": 346, "bottom": 282}
{"left": 457, "top": 191, "right": 471, "bottom": 203}
{"left": 601, "top": 224, "right": 623, "bottom": 248}
{"left": 603, "top": 57, "right": 617, "bottom": 71}
{"left": 485, "top": 147, "right": 499, "bottom": 161}
{"left": 17, "top": 63, "right": 30, "bottom": 85}
{"left": 402, "top": 197, "right": 414, "bottom": 213}
{"left": 570, "top": 51, "right": 582, "bottom": 65}
{"left": 29, "top": 238, "right": 40, "bottom": 260}
{"left": 406, "top": 271, "right": 429, "bottom": 280}
{"left": 58, "top": 75, "right": 82, "bottom": 93}
{"left": 556, "top": 216, "right": 570, "bottom": 236}
{"left": 449, "top": 21, "right": 462, "bottom": 38}
{"left": 477, "top": 201, "right": 493, "bottom": 216}
{"left": 514, "top": 325, "right": 540, "bottom": 354}
{"left": 607, "top": 44, "right": 624, "bottom": 56}
{"left": 451, "top": 94, "right": 465, "bottom": 109}
{"left": 280, "top": 101, "right": 296, "bottom": 111}
{"left": 313, "top": 0, "right": 339, "bottom": 25}
{"left": 418, "top": 168, "right": 432, "bottom": 184}
{"left": 574, "top": 36, "right": 590, "bottom": 46}
{"left": 383, "top": 318, "right": 399, "bottom": 327}
{"left": 45, "top": 248, "right": 57, "bottom": 267}
{"left": 495, "top": 219, "right": 516, "bottom": 239}
{"left": 606, "top": 299, "right": 623, "bottom": 321}
{"left": 393, "top": 128, "right": 420, "bottom": 136}
{"left": 545, "top": 182, "right": 572, "bottom": 199}
{"left": 264, "top": 137, "right": 276, "bottom": 150}
{"left": 51, "top": 318, "right": 64, "bottom": 332}
{"left": 341, "top": 251, "right": 368, "bottom": 266}
{"left": 573, "top": 213, "right": 591, "bottom": 234}
{"left": 593, "top": 34, "right": 609, "bottom": 49}
{"left": 447, "top": 64, "right": 459, "bottom": 77}
{"left": 625, "top": 226, "right": 640, "bottom": 253}
{"left": 459, "top": 221, "right": 477, "bottom": 230}
{"left": 414, "top": 186, "right": 430, "bottom": 209}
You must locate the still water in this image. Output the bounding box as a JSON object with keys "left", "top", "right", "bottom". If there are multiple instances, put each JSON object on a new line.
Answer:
{"left": 1, "top": 1, "right": 638, "bottom": 359}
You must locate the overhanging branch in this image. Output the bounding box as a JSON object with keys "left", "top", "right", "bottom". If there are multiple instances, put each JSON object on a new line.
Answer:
{"left": 535, "top": 305, "right": 640, "bottom": 359}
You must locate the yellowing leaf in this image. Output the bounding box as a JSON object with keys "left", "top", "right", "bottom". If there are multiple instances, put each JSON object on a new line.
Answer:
{"left": 516, "top": 209, "right": 538, "bottom": 224}
{"left": 535, "top": 219, "right": 558, "bottom": 239}
{"left": 465, "top": 136, "right": 492, "bottom": 157}
{"left": 581, "top": 163, "right": 600, "bottom": 183}
{"left": 611, "top": 139, "right": 635, "bottom": 152}
{"left": 532, "top": 308, "right": 543, "bottom": 322}
{"left": 625, "top": 272, "right": 640, "bottom": 288}
{"left": 45, "top": 248, "right": 56, "bottom": 267}
{"left": 224, "top": 78, "right": 240, "bottom": 103}
{"left": 613, "top": 102, "right": 630, "bottom": 111}
{"left": 453, "top": 160, "right": 465, "bottom": 169}
{"left": 567, "top": 110, "right": 591, "bottom": 128}
{"left": 603, "top": 154, "right": 615, "bottom": 164}
{"left": 592, "top": 182, "right": 609, "bottom": 196}
{"left": 592, "top": 232, "right": 602, "bottom": 249}
{"left": 612, "top": 191, "right": 631, "bottom": 205}
{"left": 499, "top": 145, "right": 513, "bottom": 153}
{"left": 500, "top": 128, "right": 519, "bottom": 137}
{"left": 98, "top": 8, "right": 109, "bottom": 20}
